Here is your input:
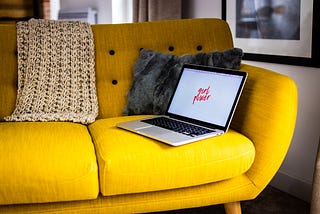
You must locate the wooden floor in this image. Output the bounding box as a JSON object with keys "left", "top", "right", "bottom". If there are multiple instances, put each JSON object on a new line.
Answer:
{"left": 151, "top": 186, "right": 310, "bottom": 214}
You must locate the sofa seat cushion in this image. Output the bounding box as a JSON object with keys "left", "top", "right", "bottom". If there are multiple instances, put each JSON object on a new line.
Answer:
{"left": 89, "top": 116, "right": 255, "bottom": 196}
{"left": 0, "top": 122, "right": 99, "bottom": 205}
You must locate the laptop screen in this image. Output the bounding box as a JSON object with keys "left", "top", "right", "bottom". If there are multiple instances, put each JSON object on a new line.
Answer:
{"left": 167, "top": 64, "right": 247, "bottom": 130}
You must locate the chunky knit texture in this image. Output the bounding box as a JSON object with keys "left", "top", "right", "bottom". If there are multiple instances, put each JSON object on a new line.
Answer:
{"left": 5, "top": 19, "right": 98, "bottom": 124}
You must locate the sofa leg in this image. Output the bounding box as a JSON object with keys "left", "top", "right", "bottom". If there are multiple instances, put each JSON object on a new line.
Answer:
{"left": 224, "top": 202, "right": 242, "bottom": 214}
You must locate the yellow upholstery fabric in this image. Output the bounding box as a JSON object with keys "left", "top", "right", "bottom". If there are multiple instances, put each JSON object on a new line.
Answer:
{"left": 0, "top": 122, "right": 99, "bottom": 204}
{"left": 89, "top": 116, "right": 255, "bottom": 196}
{"left": 0, "top": 175, "right": 257, "bottom": 214}
{"left": 234, "top": 64, "right": 298, "bottom": 190}
{"left": 0, "top": 18, "right": 297, "bottom": 213}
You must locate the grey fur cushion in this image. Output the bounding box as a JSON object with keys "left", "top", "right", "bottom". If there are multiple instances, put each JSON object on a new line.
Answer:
{"left": 123, "top": 48, "right": 243, "bottom": 115}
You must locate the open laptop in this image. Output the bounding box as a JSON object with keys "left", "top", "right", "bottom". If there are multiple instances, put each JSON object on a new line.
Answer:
{"left": 117, "top": 64, "right": 247, "bottom": 146}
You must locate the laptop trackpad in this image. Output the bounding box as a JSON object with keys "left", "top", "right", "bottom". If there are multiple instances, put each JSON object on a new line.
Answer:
{"left": 138, "top": 126, "right": 171, "bottom": 135}
{"left": 139, "top": 126, "right": 191, "bottom": 142}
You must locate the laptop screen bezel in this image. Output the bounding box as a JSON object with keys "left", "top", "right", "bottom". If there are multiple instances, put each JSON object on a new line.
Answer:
{"left": 165, "top": 64, "right": 247, "bottom": 132}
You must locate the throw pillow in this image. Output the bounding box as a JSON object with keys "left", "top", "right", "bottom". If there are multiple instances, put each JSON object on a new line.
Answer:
{"left": 123, "top": 48, "right": 243, "bottom": 115}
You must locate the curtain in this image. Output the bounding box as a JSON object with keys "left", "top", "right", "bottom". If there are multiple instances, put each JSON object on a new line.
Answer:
{"left": 133, "top": 0, "right": 182, "bottom": 22}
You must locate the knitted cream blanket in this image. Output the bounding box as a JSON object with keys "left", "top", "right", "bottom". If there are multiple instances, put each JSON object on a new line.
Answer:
{"left": 5, "top": 19, "right": 98, "bottom": 124}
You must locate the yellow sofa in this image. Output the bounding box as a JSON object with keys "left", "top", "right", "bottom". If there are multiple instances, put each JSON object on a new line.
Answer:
{"left": 0, "top": 19, "right": 297, "bottom": 214}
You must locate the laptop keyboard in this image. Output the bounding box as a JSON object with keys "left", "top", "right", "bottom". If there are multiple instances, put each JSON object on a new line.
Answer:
{"left": 142, "top": 117, "right": 215, "bottom": 137}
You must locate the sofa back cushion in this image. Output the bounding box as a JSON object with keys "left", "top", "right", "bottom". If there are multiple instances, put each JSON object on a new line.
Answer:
{"left": 92, "top": 18, "right": 234, "bottom": 119}
{"left": 0, "top": 19, "right": 234, "bottom": 120}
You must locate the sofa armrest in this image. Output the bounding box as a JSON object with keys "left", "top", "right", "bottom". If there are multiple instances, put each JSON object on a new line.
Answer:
{"left": 231, "top": 64, "right": 298, "bottom": 192}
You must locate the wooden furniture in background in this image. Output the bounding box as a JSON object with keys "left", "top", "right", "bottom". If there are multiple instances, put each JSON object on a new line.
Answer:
{"left": 0, "top": 0, "right": 50, "bottom": 24}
